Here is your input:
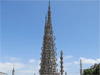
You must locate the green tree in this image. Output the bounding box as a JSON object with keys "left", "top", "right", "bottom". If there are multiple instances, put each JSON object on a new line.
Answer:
{"left": 83, "top": 63, "right": 100, "bottom": 75}
{"left": 83, "top": 69, "right": 93, "bottom": 75}
{"left": 93, "top": 63, "right": 100, "bottom": 75}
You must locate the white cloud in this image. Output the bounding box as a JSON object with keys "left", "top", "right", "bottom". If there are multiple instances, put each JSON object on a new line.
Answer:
{"left": 96, "top": 59, "right": 100, "bottom": 63}
{"left": 0, "top": 57, "right": 40, "bottom": 75}
{"left": 19, "top": 70, "right": 34, "bottom": 74}
{"left": 14, "top": 63, "right": 25, "bottom": 69}
{"left": 19, "top": 65, "right": 40, "bottom": 75}
{"left": 1, "top": 56, "right": 99, "bottom": 75}
{"left": 64, "top": 56, "right": 73, "bottom": 59}
{"left": 74, "top": 57, "right": 100, "bottom": 65}
{"left": 4, "top": 56, "right": 20, "bottom": 61}
{"left": 57, "top": 56, "right": 73, "bottom": 65}
{"left": 64, "top": 67, "right": 68, "bottom": 72}
{"left": 38, "top": 60, "right": 41, "bottom": 64}
{"left": 64, "top": 63, "right": 73, "bottom": 66}
{"left": 0, "top": 61, "right": 39, "bottom": 75}
{"left": 80, "top": 57, "right": 100, "bottom": 64}
{"left": 29, "top": 59, "right": 36, "bottom": 63}
{"left": 0, "top": 62, "right": 25, "bottom": 73}
{"left": 10, "top": 57, "right": 19, "bottom": 61}
{"left": 74, "top": 61, "right": 79, "bottom": 64}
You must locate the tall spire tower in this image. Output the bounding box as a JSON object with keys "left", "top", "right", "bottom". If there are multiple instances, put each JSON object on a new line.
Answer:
{"left": 65, "top": 72, "right": 67, "bottom": 75}
{"left": 60, "top": 50, "right": 64, "bottom": 75}
{"left": 80, "top": 59, "right": 82, "bottom": 75}
{"left": 39, "top": 0, "right": 59, "bottom": 75}
{"left": 12, "top": 67, "right": 15, "bottom": 75}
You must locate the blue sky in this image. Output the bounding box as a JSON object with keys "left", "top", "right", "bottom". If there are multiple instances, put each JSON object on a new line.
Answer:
{"left": 0, "top": 0, "right": 100, "bottom": 75}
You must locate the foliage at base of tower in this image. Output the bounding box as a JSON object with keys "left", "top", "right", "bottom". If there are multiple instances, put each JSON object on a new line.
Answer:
{"left": 83, "top": 63, "right": 100, "bottom": 75}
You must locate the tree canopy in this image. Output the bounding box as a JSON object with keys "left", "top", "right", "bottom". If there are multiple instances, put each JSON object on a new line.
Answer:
{"left": 83, "top": 63, "right": 100, "bottom": 75}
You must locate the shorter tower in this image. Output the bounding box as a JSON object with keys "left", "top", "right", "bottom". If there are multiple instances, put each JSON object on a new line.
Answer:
{"left": 80, "top": 59, "right": 82, "bottom": 75}
{"left": 65, "top": 72, "right": 67, "bottom": 75}
{"left": 12, "top": 67, "right": 15, "bottom": 75}
{"left": 60, "top": 50, "right": 64, "bottom": 75}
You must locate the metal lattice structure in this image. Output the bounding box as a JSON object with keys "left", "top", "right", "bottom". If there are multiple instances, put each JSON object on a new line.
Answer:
{"left": 39, "top": 1, "right": 59, "bottom": 75}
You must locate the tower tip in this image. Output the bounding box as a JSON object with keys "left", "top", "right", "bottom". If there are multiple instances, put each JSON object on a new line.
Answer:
{"left": 61, "top": 50, "right": 63, "bottom": 54}
{"left": 48, "top": 0, "right": 50, "bottom": 9}
{"left": 80, "top": 59, "right": 82, "bottom": 62}
{"left": 45, "top": 15, "right": 47, "bottom": 21}
{"left": 13, "top": 66, "right": 14, "bottom": 70}
{"left": 49, "top": 0, "right": 50, "bottom": 4}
